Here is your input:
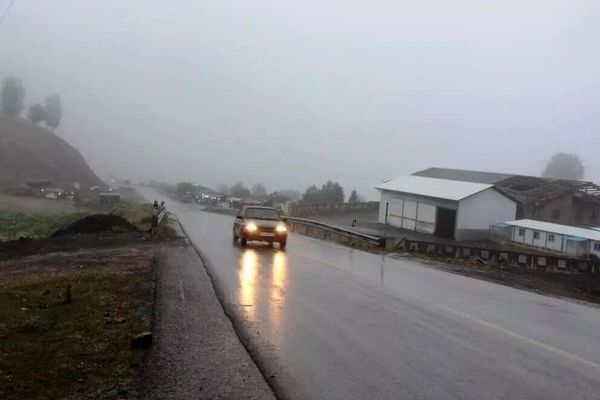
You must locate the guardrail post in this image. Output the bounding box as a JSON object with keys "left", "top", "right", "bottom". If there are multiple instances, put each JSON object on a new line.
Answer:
{"left": 151, "top": 201, "right": 167, "bottom": 237}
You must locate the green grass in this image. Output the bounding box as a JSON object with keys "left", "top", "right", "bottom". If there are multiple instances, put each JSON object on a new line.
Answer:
{"left": 0, "top": 268, "right": 151, "bottom": 400}
{"left": 0, "top": 201, "right": 154, "bottom": 241}
{"left": 111, "top": 203, "right": 154, "bottom": 232}
{"left": 0, "top": 211, "right": 92, "bottom": 241}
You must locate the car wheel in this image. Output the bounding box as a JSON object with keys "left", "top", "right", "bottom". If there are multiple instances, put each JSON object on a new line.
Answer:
{"left": 241, "top": 238, "right": 247, "bottom": 247}
{"left": 279, "top": 240, "right": 286, "bottom": 250}
{"left": 233, "top": 230, "right": 238, "bottom": 242}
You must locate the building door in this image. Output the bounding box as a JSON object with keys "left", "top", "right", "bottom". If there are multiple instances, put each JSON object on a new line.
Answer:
{"left": 435, "top": 207, "right": 456, "bottom": 239}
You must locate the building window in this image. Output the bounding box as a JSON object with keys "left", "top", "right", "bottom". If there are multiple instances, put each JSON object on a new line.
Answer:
{"left": 533, "top": 231, "right": 540, "bottom": 240}
{"left": 548, "top": 234, "right": 555, "bottom": 243}
{"left": 551, "top": 209, "right": 560, "bottom": 219}
{"left": 594, "top": 243, "right": 600, "bottom": 251}
{"left": 518, "top": 228, "right": 525, "bottom": 237}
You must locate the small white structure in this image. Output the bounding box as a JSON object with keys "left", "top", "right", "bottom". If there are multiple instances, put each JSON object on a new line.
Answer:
{"left": 377, "top": 176, "right": 517, "bottom": 240}
{"left": 491, "top": 219, "right": 600, "bottom": 258}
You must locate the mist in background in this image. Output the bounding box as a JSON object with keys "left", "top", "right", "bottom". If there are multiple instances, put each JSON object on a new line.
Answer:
{"left": 1, "top": 0, "right": 599, "bottom": 199}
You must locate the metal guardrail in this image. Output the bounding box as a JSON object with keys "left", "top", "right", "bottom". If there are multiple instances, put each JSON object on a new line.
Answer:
{"left": 198, "top": 207, "right": 384, "bottom": 247}
{"left": 151, "top": 202, "right": 167, "bottom": 233}
{"left": 157, "top": 206, "right": 167, "bottom": 225}
{"left": 284, "top": 216, "right": 385, "bottom": 248}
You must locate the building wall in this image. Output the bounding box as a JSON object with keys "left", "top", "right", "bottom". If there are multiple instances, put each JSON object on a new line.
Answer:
{"left": 590, "top": 241, "right": 600, "bottom": 258}
{"left": 565, "top": 240, "right": 587, "bottom": 258}
{"left": 509, "top": 227, "right": 584, "bottom": 255}
{"left": 378, "top": 190, "right": 456, "bottom": 234}
{"left": 455, "top": 189, "right": 517, "bottom": 240}
{"left": 546, "top": 232, "right": 564, "bottom": 252}
{"left": 524, "top": 192, "right": 600, "bottom": 227}
{"left": 378, "top": 190, "right": 456, "bottom": 223}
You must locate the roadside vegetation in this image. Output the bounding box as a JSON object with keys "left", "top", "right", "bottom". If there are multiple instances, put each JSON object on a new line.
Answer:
{"left": 0, "top": 196, "right": 153, "bottom": 241}
{"left": 0, "top": 187, "right": 167, "bottom": 399}
{"left": 0, "top": 211, "right": 90, "bottom": 241}
{"left": 0, "top": 257, "right": 153, "bottom": 399}
{"left": 112, "top": 202, "right": 153, "bottom": 233}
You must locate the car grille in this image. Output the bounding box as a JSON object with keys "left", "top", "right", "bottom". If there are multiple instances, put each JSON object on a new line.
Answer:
{"left": 260, "top": 226, "right": 275, "bottom": 233}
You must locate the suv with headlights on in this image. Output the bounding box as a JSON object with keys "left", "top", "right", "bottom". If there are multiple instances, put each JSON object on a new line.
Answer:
{"left": 233, "top": 206, "right": 288, "bottom": 249}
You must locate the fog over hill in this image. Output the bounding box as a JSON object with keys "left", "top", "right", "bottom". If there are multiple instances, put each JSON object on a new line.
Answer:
{"left": 0, "top": 116, "right": 103, "bottom": 188}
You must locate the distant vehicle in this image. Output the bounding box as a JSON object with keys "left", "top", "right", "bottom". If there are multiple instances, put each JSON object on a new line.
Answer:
{"left": 233, "top": 206, "right": 288, "bottom": 249}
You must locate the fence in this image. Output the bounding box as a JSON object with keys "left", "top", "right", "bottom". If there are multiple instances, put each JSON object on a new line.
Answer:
{"left": 290, "top": 202, "right": 379, "bottom": 217}
{"left": 285, "top": 217, "right": 384, "bottom": 249}
{"left": 393, "top": 238, "right": 600, "bottom": 275}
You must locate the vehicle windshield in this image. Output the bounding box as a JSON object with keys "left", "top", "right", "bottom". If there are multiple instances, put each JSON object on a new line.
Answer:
{"left": 244, "top": 208, "right": 279, "bottom": 220}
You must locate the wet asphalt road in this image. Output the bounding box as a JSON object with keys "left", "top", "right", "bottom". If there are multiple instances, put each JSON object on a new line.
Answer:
{"left": 140, "top": 189, "right": 600, "bottom": 400}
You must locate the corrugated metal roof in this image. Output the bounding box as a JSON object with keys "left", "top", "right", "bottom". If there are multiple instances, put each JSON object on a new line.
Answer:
{"left": 376, "top": 176, "right": 494, "bottom": 201}
{"left": 504, "top": 219, "right": 600, "bottom": 242}
{"left": 412, "top": 167, "right": 595, "bottom": 206}
{"left": 413, "top": 167, "right": 514, "bottom": 184}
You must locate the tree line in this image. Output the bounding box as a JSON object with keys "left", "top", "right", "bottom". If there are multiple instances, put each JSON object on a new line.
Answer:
{"left": 217, "top": 182, "right": 302, "bottom": 204}
{"left": 176, "top": 180, "right": 364, "bottom": 205}
{"left": 1, "top": 76, "right": 62, "bottom": 131}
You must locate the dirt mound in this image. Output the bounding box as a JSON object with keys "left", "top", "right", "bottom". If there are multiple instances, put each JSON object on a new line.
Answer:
{"left": 0, "top": 116, "right": 103, "bottom": 187}
{"left": 52, "top": 214, "right": 139, "bottom": 237}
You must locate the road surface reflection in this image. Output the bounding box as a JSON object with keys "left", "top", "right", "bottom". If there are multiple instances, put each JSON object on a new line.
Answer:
{"left": 239, "top": 249, "right": 258, "bottom": 320}
{"left": 270, "top": 251, "right": 287, "bottom": 333}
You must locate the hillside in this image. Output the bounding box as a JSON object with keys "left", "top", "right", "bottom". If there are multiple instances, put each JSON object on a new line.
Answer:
{"left": 0, "top": 115, "right": 103, "bottom": 188}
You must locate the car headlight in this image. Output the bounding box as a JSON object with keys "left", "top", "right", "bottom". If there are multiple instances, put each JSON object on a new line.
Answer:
{"left": 275, "top": 223, "right": 287, "bottom": 233}
{"left": 245, "top": 222, "right": 258, "bottom": 232}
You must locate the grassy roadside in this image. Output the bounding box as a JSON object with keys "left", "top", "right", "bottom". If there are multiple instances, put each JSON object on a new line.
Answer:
{"left": 112, "top": 202, "right": 154, "bottom": 233}
{"left": 0, "top": 201, "right": 153, "bottom": 242}
{"left": 0, "top": 257, "right": 154, "bottom": 400}
{"left": 0, "top": 190, "right": 158, "bottom": 399}
{"left": 0, "top": 211, "right": 92, "bottom": 241}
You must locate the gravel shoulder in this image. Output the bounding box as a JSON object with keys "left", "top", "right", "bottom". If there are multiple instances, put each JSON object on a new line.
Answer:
{"left": 138, "top": 240, "right": 276, "bottom": 400}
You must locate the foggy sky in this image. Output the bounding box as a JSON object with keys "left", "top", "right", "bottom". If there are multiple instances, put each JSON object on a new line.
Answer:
{"left": 1, "top": 1, "right": 599, "bottom": 199}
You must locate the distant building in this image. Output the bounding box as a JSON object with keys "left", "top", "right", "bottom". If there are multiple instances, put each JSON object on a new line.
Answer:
{"left": 413, "top": 167, "right": 600, "bottom": 227}
{"left": 376, "top": 175, "right": 517, "bottom": 240}
{"left": 491, "top": 219, "right": 600, "bottom": 259}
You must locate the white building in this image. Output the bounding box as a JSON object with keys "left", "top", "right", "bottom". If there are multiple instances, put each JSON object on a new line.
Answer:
{"left": 376, "top": 175, "right": 517, "bottom": 240}
{"left": 491, "top": 219, "right": 600, "bottom": 258}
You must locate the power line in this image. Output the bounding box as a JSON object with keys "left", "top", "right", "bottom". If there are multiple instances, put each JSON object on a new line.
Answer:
{"left": 0, "top": 0, "right": 17, "bottom": 26}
